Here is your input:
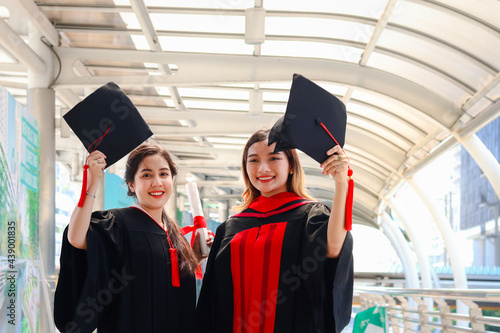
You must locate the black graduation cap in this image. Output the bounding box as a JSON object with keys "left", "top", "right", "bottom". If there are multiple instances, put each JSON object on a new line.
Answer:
{"left": 63, "top": 82, "right": 153, "bottom": 207}
{"left": 63, "top": 82, "right": 153, "bottom": 168}
{"left": 268, "top": 74, "right": 347, "bottom": 164}
{"left": 269, "top": 74, "right": 354, "bottom": 231}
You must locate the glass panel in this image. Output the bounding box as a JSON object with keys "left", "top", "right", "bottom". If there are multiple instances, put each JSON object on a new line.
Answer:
{"left": 266, "top": 17, "right": 374, "bottom": 42}
{"left": 150, "top": 13, "right": 244, "bottom": 33}
{"left": 376, "top": 29, "right": 493, "bottom": 92}
{"left": 259, "top": 82, "right": 294, "bottom": 89}
{"left": 367, "top": 52, "right": 469, "bottom": 107}
{"left": 438, "top": 0, "right": 500, "bottom": 30}
{"left": 158, "top": 36, "right": 253, "bottom": 54}
{"left": 351, "top": 89, "right": 437, "bottom": 134}
{"left": 144, "top": 0, "right": 254, "bottom": 9}
{"left": 207, "top": 137, "right": 248, "bottom": 145}
{"left": 389, "top": 1, "right": 500, "bottom": 69}
{"left": 119, "top": 12, "right": 141, "bottom": 29}
{"left": 263, "top": 103, "right": 286, "bottom": 113}
{"left": 178, "top": 88, "right": 249, "bottom": 100}
{"left": 262, "top": 91, "right": 289, "bottom": 102}
{"left": 348, "top": 102, "right": 424, "bottom": 144}
{"left": 316, "top": 83, "right": 349, "bottom": 96}
{"left": 349, "top": 115, "right": 413, "bottom": 151}
{"left": 183, "top": 100, "right": 249, "bottom": 111}
{"left": 265, "top": 0, "right": 388, "bottom": 19}
{"left": 261, "top": 40, "right": 363, "bottom": 62}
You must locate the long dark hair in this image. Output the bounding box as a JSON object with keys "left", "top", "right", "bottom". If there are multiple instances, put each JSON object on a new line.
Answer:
{"left": 234, "top": 129, "right": 314, "bottom": 211}
{"left": 124, "top": 143, "right": 199, "bottom": 276}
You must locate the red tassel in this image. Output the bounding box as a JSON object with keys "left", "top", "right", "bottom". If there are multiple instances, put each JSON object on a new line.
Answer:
{"left": 345, "top": 168, "right": 354, "bottom": 231}
{"left": 169, "top": 248, "right": 180, "bottom": 287}
{"left": 195, "top": 265, "right": 203, "bottom": 280}
{"left": 77, "top": 164, "right": 89, "bottom": 207}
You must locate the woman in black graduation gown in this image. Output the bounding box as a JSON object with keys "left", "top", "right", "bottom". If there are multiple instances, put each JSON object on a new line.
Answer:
{"left": 196, "top": 129, "right": 354, "bottom": 333}
{"left": 54, "top": 143, "right": 208, "bottom": 333}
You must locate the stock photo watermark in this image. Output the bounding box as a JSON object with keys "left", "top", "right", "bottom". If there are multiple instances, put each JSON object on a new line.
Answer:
{"left": 237, "top": 237, "right": 331, "bottom": 331}
{"left": 5, "top": 221, "right": 17, "bottom": 326}
{"left": 64, "top": 267, "right": 135, "bottom": 333}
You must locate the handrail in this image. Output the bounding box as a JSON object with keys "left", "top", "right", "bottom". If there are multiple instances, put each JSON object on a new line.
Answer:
{"left": 357, "top": 286, "right": 500, "bottom": 301}
{"left": 356, "top": 287, "right": 500, "bottom": 333}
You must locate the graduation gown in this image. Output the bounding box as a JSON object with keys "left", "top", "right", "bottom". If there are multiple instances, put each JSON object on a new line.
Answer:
{"left": 196, "top": 192, "right": 353, "bottom": 333}
{"left": 54, "top": 207, "right": 196, "bottom": 333}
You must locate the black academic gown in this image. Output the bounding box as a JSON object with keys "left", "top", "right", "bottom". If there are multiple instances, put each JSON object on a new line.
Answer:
{"left": 196, "top": 192, "right": 353, "bottom": 333}
{"left": 54, "top": 207, "right": 196, "bottom": 333}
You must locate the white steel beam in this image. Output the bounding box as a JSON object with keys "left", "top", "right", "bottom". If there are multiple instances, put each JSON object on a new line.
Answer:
{"left": 458, "top": 99, "right": 500, "bottom": 138}
{"left": 359, "top": 0, "right": 399, "bottom": 66}
{"left": 381, "top": 212, "right": 420, "bottom": 289}
{"left": 457, "top": 133, "right": 500, "bottom": 200}
{"left": 53, "top": 48, "right": 462, "bottom": 129}
{"left": 13, "top": 0, "right": 59, "bottom": 46}
{"left": 0, "top": 18, "right": 45, "bottom": 74}
{"left": 129, "top": 0, "right": 186, "bottom": 111}
{"left": 387, "top": 197, "right": 433, "bottom": 289}
{"left": 407, "top": 177, "right": 468, "bottom": 289}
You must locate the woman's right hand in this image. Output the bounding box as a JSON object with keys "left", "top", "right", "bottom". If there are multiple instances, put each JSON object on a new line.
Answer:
{"left": 68, "top": 150, "right": 107, "bottom": 250}
{"left": 86, "top": 150, "right": 107, "bottom": 189}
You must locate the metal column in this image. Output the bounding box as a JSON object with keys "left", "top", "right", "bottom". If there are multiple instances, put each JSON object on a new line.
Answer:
{"left": 407, "top": 177, "right": 468, "bottom": 289}
{"left": 28, "top": 24, "right": 56, "bottom": 333}
{"left": 387, "top": 198, "right": 433, "bottom": 289}
{"left": 380, "top": 213, "right": 420, "bottom": 289}
{"left": 457, "top": 133, "right": 500, "bottom": 200}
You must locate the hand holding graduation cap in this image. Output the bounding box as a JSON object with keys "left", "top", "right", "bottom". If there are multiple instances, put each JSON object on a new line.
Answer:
{"left": 85, "top": 150, "right": 107, "bottom": 195}
{"left": 321, "top": 145, "right": 350, "bottom": 183}
{"left": 268, "top": 74, "right": 354, "bottom": 231}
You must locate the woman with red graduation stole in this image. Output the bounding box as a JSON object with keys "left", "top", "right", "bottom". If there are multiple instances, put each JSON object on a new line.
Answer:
{"left": 55, "top": 143, "right": 211, "bottom": 333}
{"left": 196, "top": 129, "right": 353, "bottom": 333}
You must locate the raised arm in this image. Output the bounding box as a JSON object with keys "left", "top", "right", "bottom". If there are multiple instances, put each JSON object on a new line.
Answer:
{"left": 320, "top": 145, "right": 350, "bottom": 258}
{"left": 67, "top": 151, "right": 107, "bottom": 250}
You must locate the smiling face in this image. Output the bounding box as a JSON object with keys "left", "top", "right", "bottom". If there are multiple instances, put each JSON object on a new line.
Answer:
{"left": 246, "top": 139, "right": 291, "bottom": 197}
{"left": 128, "top": 154, "right": 174, "bottom": 217}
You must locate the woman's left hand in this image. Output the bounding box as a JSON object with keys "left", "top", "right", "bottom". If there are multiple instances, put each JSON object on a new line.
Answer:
{"left": 193, "top": 231, "right": 214, "bottom": 260}
{"left": 320, "top": 145, "right": 350, "bottom": 183}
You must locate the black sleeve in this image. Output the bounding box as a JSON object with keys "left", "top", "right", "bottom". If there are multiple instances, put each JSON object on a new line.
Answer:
{"left": 303, "top": 204, "right": 354, "bottom": 333}
{"left": 326, "top": 232, "right": 353, "bottom": 333}
{"left": 195, "top": 222, "right": 226, "bottom": 333}
{"left": 54, "top": 227, "right": 88, "bottom": 332}
{"left": 54, "top": 210, "right": 124, "bottom": 333}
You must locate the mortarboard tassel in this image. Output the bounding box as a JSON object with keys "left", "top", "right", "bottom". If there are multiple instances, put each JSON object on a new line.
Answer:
{"left": 76, "top": 126, "right": 111, "bottom": 207}
{"left": 133, "top": 204, "right": 181, "bottom": 288}
{"left": 316, "top": 117, "right": 354, "bottom": 231}
{"left": 169, "top": 248, "right": 180, "bottom": 287}
{"left": 165, "top": 223, "right": 181, "bottom": 287}
{"left": 345, "top": 169, "right": 354, "bottom": 231}
{"left": 77, "top": 164, "right": 89, "bottom": 207}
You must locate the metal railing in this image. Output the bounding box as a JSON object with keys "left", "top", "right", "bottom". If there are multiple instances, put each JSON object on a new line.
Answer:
{"left": 357, "top": 287, "right": 500, "bottom": 332}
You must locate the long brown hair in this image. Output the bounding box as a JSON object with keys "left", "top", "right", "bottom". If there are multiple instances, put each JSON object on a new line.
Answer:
{"left": 234, "top": 129, "right": 315, "bottom": 212}
{"left": 124, "top": 143, "right": 199, "bottom": 276}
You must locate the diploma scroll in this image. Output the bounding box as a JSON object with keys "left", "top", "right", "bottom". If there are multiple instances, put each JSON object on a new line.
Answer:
{"left": 185, "top": 182, "right": 210, "bottom": 258}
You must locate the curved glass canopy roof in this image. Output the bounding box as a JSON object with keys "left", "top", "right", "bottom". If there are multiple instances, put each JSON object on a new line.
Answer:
{"left": 1, "top": 0, "right": 499, "bottom": 228}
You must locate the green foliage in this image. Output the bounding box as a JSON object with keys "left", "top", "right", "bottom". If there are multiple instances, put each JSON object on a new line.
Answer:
{"left": 483, "top": 309, "right": 500, "bottom": 332}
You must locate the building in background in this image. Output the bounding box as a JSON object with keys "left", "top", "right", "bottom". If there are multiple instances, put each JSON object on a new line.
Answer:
{"left": 461, "top": 117, "right": 500, "bottom": 268}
